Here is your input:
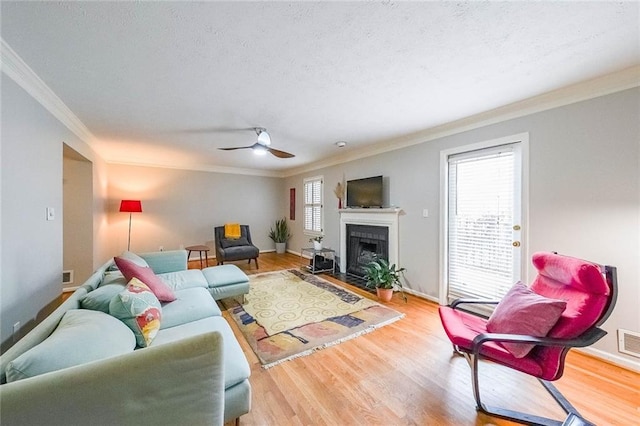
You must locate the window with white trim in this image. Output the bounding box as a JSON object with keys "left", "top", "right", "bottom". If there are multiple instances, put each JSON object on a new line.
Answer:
{"left": 303, "top": 176, "right": 323, "bottom": 236}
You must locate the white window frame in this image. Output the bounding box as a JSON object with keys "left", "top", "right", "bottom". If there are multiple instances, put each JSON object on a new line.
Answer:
{"left": 439, "top": 133, "right": 529, "bottom": 306}
{"left": 303, "top": 175, "right": 324, "bottom": 237}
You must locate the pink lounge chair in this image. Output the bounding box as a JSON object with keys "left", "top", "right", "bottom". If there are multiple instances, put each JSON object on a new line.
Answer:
{"left": 439, "top": 252, "right": 617, "bottom": 425}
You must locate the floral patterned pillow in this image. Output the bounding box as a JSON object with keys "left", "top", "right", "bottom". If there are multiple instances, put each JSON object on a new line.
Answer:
{"left": 109, "top": 278, "right": 162, "bottom": 347}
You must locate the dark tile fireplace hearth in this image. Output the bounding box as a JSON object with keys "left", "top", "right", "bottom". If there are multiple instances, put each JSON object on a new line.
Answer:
{"left": 346, "top": 224, "right": 389, "bottom": 278}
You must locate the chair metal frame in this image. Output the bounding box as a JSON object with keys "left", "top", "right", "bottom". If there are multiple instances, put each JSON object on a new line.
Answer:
{"left": 447, "top": 263, "right": 617, "bottom": 426}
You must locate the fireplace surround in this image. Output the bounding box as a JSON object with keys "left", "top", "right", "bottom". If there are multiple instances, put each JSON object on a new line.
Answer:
{"left": 339, "top": 208, "right": 401, "bottom": 276}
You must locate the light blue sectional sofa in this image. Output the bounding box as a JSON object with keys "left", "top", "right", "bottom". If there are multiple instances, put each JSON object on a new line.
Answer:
{"left": 0, "top": 250, "right": 251, "bottom": 426}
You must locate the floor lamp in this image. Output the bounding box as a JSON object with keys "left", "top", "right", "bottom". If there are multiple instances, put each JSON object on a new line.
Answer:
{"left": 119, "top": 200, "right": 143, "bottom": 251}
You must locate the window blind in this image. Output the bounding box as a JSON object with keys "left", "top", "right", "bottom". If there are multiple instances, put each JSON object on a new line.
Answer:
{"left": 303, "top": 176, "right": 323, "bottom": 235}
{"left": 447, "top": 146, "right": 516, "bottom": 302}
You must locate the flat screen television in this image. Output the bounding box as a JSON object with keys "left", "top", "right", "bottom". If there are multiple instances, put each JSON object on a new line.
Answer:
{"left": 346, "top": 175, "right": 383, "bottom": 208}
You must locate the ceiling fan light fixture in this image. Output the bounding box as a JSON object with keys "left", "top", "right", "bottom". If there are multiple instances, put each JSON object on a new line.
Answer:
{"left": 253, "top": 144, "right": 268, "bottom": 155}
{"left": 256, "top": 128, "right": 271, "bottom": 146}
{"left": 218, "top": 127, "right": 293, "bottom": 158}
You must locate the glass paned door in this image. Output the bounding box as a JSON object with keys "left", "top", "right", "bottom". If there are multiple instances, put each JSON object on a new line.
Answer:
{"left": 446, "top": 143, "right": 522, "bottom": 304}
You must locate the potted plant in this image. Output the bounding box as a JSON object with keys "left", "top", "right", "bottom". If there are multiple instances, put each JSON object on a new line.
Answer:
{"left": 268, "top": 217, "right": 292, "bottom": 254}
{"left": 309, "top": 235, "right": 323, "bottom": 250}
{"left": 363, "top": 258, "right": 407, "bottom": 303}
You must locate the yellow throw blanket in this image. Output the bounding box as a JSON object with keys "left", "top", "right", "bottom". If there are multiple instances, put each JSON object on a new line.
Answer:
{"left": 224, "top": 223, "right": 241, "bottom": 239}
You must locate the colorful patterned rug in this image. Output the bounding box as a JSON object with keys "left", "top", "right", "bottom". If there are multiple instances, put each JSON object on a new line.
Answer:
{"left": 221, "top": 269, "right": 404, "bottom": 368}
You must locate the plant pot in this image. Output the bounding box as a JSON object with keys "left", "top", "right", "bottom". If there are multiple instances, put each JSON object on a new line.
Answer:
{"left": 275, "top": 242, "right": 286, "bottom": 254}
{"left": 376, "top": 288, "right": 393, "bottom": 302}
{"left": 313, "top": 241, "right": 323, "bottom": 250}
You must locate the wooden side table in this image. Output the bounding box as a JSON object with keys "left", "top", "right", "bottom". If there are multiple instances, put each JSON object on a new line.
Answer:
{"left": 185, "top": 245, "right": 210, "bottom": 269}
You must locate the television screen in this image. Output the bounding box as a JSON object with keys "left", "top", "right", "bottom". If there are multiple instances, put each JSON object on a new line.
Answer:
{"left": 346, "top": 176, "right": 383, "bottom": 208}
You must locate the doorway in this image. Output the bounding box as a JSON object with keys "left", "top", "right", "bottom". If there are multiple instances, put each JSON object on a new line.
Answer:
{"left": 440, "top": 134, "right": 528, "bottom": 306}
{"left": 63, "top": 143, "right": 93, "bottom": 291}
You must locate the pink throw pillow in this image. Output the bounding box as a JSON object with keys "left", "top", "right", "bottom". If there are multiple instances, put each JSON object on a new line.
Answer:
{"left": 486, "top": 282, "right": 567, "bottom": 358}
{"left": 114, "top": 256, "right": 176, "bottom": 302}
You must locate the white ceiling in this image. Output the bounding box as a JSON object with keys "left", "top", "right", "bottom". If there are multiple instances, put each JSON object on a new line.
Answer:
{"left": 2, "top": 1, "right": 639, "bottom": 175}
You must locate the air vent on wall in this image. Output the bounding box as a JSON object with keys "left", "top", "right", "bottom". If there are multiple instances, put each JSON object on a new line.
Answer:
{"left": 618, "top": 329, "right": 640, "bottom": 358}
{"left": 62, "top": 270, "right": 74, "bottom": 285}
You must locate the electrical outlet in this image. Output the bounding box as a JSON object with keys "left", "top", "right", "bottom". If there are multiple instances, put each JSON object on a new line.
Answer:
{"left": 13, "top": 321, "right": 20, "bottom": 342}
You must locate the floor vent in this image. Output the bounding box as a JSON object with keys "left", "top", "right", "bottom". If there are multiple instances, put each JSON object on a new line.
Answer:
{"left": 618, "top": 329, "right": 640, "bottom": 358}
{"left": 62, "top": 270, "right": 74, "bottom": 285}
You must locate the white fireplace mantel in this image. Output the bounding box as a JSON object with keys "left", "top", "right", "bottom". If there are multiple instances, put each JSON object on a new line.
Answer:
{"left": 339, "top": 208, "right": 401, "bottom": 273}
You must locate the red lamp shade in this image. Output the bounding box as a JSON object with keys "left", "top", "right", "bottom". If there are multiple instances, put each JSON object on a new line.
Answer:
{"left": 119, "top": 200, "right": 142, "bottom": 213}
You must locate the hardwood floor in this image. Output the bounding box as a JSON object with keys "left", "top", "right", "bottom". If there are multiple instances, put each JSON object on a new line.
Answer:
{"left": 191, "top": 252, "right": 640, "bottom": 426}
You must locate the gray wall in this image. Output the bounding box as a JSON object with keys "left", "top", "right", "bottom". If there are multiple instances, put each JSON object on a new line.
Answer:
{"left": 284, "top": 88, "right": 640, "bottom": 369}
{"left": 1, "top": 75, "right": 110, "bottom": 347}
{"left": 106, "top": 164, "right": 284, "bottom": 256}
{"left": 2, "top": 74, "right": 64, "bottom": 345}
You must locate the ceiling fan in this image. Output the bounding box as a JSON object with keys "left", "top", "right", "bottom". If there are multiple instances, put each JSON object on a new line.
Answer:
{"left": 218, "top": 128, "right": 295, "bottom": 158}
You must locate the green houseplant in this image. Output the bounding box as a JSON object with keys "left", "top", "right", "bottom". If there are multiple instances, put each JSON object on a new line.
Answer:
{"left": 268, "top": 218, "right": 292, "bottom": 254}
{"left": 363, "top": 258, "right": 407, "bottom": 302}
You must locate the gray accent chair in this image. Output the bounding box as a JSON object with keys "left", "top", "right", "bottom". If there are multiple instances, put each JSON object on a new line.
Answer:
{"left": 214, "top": 225, "right": 259, "bottom": 268}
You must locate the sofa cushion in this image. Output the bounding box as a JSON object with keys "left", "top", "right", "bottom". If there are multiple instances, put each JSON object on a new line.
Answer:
{"left": 115, "top": 256, "right": 176, "bottom": 302}
{"left": 106, "top": 250, "right": 150, "bottom": 272}
{"left": 5, "top": 309, "right": 136, "bottom": 382}
{"left": 152, "top": 316, "right": 250, "bottom": 389}
{"left": 487, "top": 281, "right": 567, "bottom": 358}
{"left": 202, "top": 264, "right": 249, "bottom": 288}
{"left": 110, "top": 278, "right": 163, "bottom": 348}
{"left": 139, "top": 250, "right": 188, "bottom": 274}
{"left": 100, "top": 270, "right": 128, "bottom": 287}
{"left": 158, "top": 269, "right": 208, "bottom": 291}
{"left": 208, "top": 282, "right": 250, "bottom": 301}
{"left": 119, "top": 250, "right": 150, "bottom": 267}
{"left": 161, "top": 287, "right": 221, "bottom": 329}
{"left": 80, "top": 284, "right": 126, "bottom": 313}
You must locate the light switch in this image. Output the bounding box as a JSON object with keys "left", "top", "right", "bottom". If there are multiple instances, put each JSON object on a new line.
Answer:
{"left": 422, "top": 209, "right": 429, "bottom": 218}
{"left": 46, "top": 207, "right": 55, "bottom": 221}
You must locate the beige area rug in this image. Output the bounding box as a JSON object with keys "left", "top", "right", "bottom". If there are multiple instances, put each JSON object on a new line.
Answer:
{"left": 221, "top": 269, "right": 404, "bottom": 368}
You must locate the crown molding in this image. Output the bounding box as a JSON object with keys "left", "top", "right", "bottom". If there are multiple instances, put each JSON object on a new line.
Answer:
{"left": 107, "top": 159, "right": 284, "bottom": 178}
{"left": 282, "top": 65, "right": 640, "bottom": 177}
{"left": 1, "top": 38, "right": 98, "bottom": 147}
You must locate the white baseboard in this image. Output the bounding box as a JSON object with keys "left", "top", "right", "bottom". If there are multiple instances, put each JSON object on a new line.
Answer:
{"left": 576, "top": 347, "right": 640, "bottom": 373}
{"left": 288, "top": 248, "right": 310, "bottom": 259}
{"left": 402, "top": 287, "right": 440, "bottom": 303}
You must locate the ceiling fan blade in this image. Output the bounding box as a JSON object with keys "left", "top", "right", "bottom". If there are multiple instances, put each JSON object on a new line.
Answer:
{"left": 267, "top": 147, "right": 295, "bottom": 158}
{"left": 218, "top": 145, "right": 255, "bottom": 151}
